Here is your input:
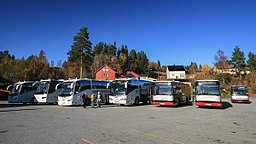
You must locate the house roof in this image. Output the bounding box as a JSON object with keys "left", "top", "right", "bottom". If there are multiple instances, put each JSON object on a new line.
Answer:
{"left": 95, "top": 64, "right": 116, "bottom": 73}
{"left": 130, "top": 71, "right": 140, "bottom": 78}
{"left": 120, "top": 70, "right": 140, "bottom": 78}
{"left": 167, "top": 65, "right": 185, "bottom": 71}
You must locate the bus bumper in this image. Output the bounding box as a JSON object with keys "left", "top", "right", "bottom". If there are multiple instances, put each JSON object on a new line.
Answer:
{"left": 231, "top": 99, "right": 250, "bottom": 103}
{"left": 196, "top": 101, "right": 222, "bottom": 107}
{"left": 152, "top": 101, "right": 174, "bottom": 106}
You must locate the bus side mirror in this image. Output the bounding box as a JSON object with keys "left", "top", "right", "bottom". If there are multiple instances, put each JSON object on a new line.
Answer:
{"left": 7, "top": 85, "right": 13, "bottom": 91}
{"left": 55, "top": 83, "right": 62, "bottom": 90}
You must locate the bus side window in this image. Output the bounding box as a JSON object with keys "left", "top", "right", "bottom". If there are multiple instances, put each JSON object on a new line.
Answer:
{"left": 80, "top": 86, "right": 87, "bottom": 92}
{"left": 20, "top": 87, "right": 25, "bottom": 95}
{"left": 75, "top": 82, "right": 81, "bottom": 94}
{"left": 49, "top": 82, "right": 58, "bottom": 94}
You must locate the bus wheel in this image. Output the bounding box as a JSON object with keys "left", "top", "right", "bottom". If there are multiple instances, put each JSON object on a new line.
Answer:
{"left": 176, "top": 98, "right": 181, "bottom": 106}
{"left": 186, "top": 97, "right": 189, "bottom": 105}
{"left": 30, "top": 97, "right": 37, "bottom": 105}
{"left": 134, "top": 97, "right": 139, "bottom": 106}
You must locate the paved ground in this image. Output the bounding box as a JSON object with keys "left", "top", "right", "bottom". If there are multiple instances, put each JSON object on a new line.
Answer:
{"left": 0, "top": 98, "right": 256, "bottom": 144}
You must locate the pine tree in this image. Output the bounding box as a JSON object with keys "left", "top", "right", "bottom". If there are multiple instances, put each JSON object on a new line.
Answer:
{"left": 93, "top": 42, "right": 105, "bottom": 55}
{"left": 230, "top": 46, "right": 246, "bottom": 84}
{"left": 128, "top": 49, "right": 137, "bottom": 71}
{"left": 247, "top": 51, "right": 256, "bottom": 71}
{"left": 117, "top": 45, "right": 128, "bottom": 74}
{"left": 136, "top": 51, "right": 148, "bottom": 74}
{"left": 67, "top": 27, "right": 93, "bottom": 78}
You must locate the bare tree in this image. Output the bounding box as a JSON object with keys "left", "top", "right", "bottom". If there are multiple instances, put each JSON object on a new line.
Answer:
{"left": 214, "top": 50, "right": 229, "bottom": 84}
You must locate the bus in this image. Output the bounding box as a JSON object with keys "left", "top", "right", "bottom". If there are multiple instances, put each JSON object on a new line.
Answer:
{"left": 230, "top": 85, "right": 250, "bottom": 103}
{"left": 7, "top": 81, "right": 38, "bottom": 104}
{"left": 34, "top": 79, "right": 64, "bottom": 104}
{"left": 108, "top": 79, "right": 154, "bottom": 105}
{"left": 152, "top": 81, "right": 192, "bottom": 106}
{"left": 194, "top": 80, "right": 222, "bottom": 108}
{"left": 57, "top": 79, "right": 110, "bottom": 106}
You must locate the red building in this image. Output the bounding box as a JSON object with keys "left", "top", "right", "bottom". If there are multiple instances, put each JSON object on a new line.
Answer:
{"left": 95, "top": 65, "right": 116, "bottom": 80}
{"left": 120, "top": 71, "right": 140, "bottom": 79}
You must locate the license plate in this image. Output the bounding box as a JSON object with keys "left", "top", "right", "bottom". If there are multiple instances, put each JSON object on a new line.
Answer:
{"left": 238, "top": 101, "right": 243, "bottom": 102}
{"left": 160, "top": 103, "right": 165, "bottom": 105}
{"left": 205, "top": 103, "right": 211, "bottom": 106}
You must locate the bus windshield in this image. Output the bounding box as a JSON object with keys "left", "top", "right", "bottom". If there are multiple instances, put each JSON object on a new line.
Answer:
{"left": 9, "top": 84, "right": 20, "bottom": 96}
{"left": 231, "top": 87, "right": 248, "bottom": 95}
{"left": 155, "top": 85, "right": 173, "bottom": 95}
{"left": 35, "top": 82, "right": 49, "bottom": 94}
{"left": 196, "top": 84, "right": 220, "bottom": 95}
{"left": 59, "top": 82, "right": 73, "bottom": 96}
{"left": 110, "top": 80, "right": 126, "bottom": 95}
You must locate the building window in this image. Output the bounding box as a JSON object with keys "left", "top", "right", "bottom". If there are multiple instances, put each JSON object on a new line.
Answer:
{"left": 102, "top": 74, "right": 109, "bottom": 77}
{"left": 103, "top": 68, "right": 109, "bottom": 72}
{"left": 180, "top": 73, "right": 185, "bottom": 78}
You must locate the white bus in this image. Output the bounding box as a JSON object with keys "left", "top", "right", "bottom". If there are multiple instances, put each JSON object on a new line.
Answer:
{"left": 230, "top": 85, "right": 250, "bottom": 103}
{"left": 34, "top": 79, "right": 64, "bottom": 104}
{"left": 152, "top": 81, "right": 192, "bottom": 106}
{"left": 194, "top": 80, "right": 222, "bottom": 108}
{"left": 7, "top": 81, "right": 38, "bottom": 104}
{"left": 58, "top": 79, "right": 110, "bottom": 106}
{"left": 108, "top": 79, "right": 153, "bottom": 105}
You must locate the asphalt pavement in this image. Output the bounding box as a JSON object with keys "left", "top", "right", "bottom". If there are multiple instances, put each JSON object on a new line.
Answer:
{"left": 0, "top": 98, "right": 256, "bottom": 144}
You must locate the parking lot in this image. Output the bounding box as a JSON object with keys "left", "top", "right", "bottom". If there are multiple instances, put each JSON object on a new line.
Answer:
{"left": 0, "top": 98, "right": 256, "bottom": 144}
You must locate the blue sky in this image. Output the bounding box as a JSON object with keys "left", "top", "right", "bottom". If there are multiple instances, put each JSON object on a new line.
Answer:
{"left": 1, "top": 0, "right": 256, "bottom": 66}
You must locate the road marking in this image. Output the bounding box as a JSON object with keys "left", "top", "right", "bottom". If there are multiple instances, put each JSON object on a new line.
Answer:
{"left": 81, "top": 138, "right": 94, "bottom": 144}
{"left": 177, "top": 125, "right": 256, "bottom": 142}
{"left": 133, "top": 130, "right": 184, "bottom": 144}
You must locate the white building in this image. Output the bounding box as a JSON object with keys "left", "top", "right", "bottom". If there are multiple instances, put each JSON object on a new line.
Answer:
{"left": 166, "top": 65, "right": 186, "bottom": 79}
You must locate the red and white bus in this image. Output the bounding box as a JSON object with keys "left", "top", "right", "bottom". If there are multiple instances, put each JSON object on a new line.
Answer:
{"left": 194, "top": 80, "right": 222, "bottom": 108}
{"left": 152, "top": 81, "right": 192, "bottom": 106}
{"left": 230, "top": 85, "right": 250, "bottom": 103}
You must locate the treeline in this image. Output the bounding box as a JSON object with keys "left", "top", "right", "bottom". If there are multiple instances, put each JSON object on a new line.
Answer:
{"left": 63, "top": 27, "right": 150, "bottom": 79}
{"left": 0, "top": 27, "right": 152, "bottom": 84}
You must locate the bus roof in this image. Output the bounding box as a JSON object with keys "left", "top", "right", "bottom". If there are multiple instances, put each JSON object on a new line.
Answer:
{"left": 196, "top": 80, "right": 219, "bottom": 82}
{"left": 40, "top": 79, "right": 64, "bottom": 82}
{"left": 63, "top": 78, "right": 109, "bottom": 83}
{"left": 63, "top": 78, "right": 90, "bottom": 82}
{"left": 155, "top": 80, "right": 191, "bottom": 85}
{"left": 14, "top": 81, "right": 35, "bottom": 85}
{"left": 231, "top": 85, "right": 247, "bottom": 88}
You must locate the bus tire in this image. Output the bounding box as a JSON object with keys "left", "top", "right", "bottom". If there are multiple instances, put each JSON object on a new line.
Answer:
{"left": 186, "top": 97, "right": 189, "bottom": 105}
{"left": 134, "top": 97, "right": 139, "bottom": 106}
{"left": 30, "top": 97, "right": 37, "bottom": 105}
{"left": 176, "top": 98, "right": 181, "bottom": 106}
